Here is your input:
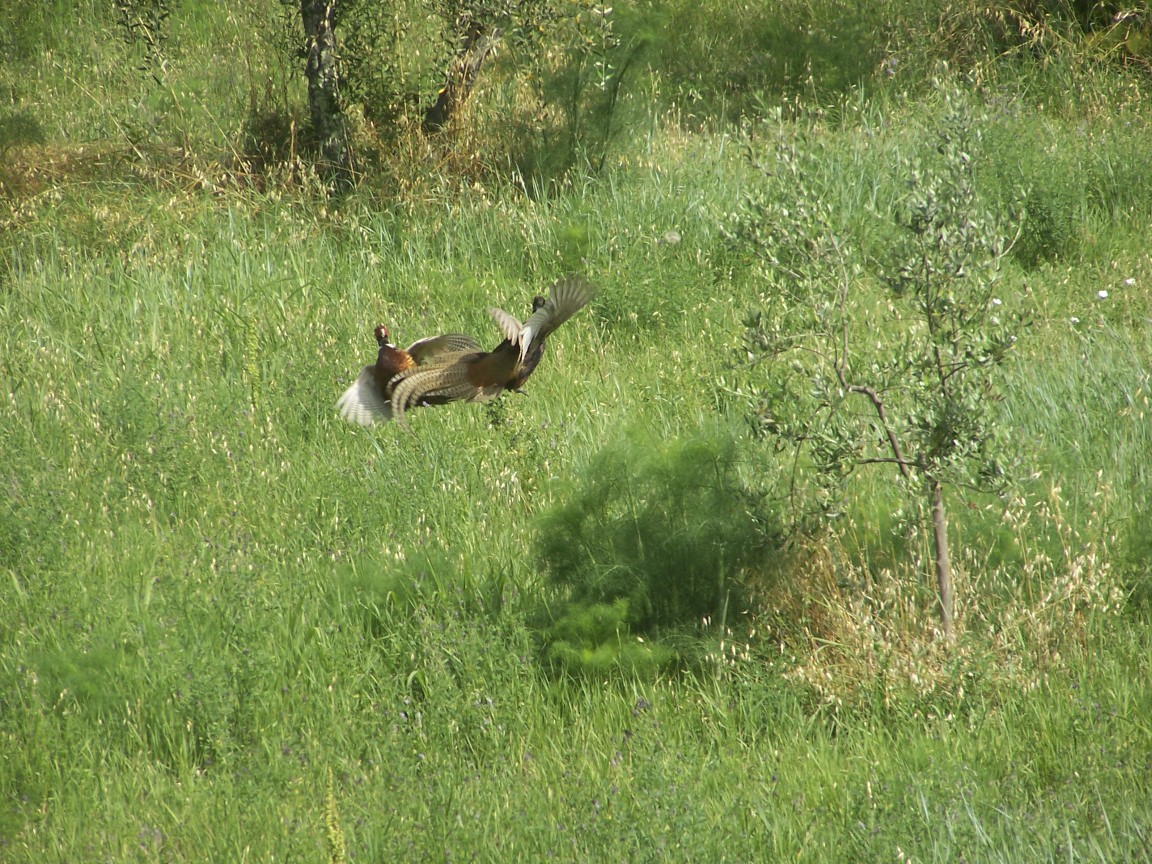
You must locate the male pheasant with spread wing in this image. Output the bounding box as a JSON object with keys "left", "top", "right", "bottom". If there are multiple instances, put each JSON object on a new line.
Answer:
{"left": 336, "top": 325, "right": 481, "bottom": 425}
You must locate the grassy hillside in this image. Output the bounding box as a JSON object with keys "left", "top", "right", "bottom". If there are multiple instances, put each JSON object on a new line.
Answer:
{"left": 3, "top": 1, "right": 1151, "bottom": 860}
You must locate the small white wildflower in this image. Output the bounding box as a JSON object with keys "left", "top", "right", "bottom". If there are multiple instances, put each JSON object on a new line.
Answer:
{"left": 991, "top": 297, "right": 1002, "bottom": 306}
{"left": 1070, "top": 316, "right": 1080, "bottom": 324}
{"left": 1124, "top": 278, "right": 1135, "bottom": 286}
{"left": 1097, "top": 290, "right": 1109, "bottom": 299}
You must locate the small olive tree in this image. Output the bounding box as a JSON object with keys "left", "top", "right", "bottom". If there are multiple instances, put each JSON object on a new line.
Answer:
{"left": 113, "top": 0, "right": 172, "bottom": 84}
{"left": 735, "top": 100, "right": 1020, "bottom": 643}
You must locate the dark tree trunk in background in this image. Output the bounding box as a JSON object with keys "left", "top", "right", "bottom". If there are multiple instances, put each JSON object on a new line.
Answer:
{"left": 300, "top": 0, "right": 353, "bottom": 189}
{"left": 422, "top": 16, "right": 500, "bottom": 133}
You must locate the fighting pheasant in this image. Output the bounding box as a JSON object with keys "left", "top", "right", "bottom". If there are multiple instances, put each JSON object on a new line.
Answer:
{"left": 336, "top": 325, "right": 481, "bottom": 425}
{"left": 387, "top": 275, "right": 595, "bottom": 426}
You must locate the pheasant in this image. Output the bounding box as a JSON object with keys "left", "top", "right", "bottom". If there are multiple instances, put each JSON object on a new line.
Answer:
{"left": 336, "top": 324, "right": 481, "bottom": 425}
{"left": 388, "top": 276, "right": 595, "bottom": 426}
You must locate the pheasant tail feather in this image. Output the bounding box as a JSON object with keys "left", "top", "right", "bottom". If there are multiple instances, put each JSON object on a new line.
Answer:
{"left": 390, "top": 358, "right": 483, "bottom": 427}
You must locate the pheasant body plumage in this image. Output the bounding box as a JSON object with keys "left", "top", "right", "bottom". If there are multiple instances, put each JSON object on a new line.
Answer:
{"left": 336, "top": 325, "right": 481, "bottom": 425}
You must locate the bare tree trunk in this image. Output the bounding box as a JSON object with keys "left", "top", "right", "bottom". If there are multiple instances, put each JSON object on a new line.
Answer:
{"left": 422, "top": 17, "right": 500, "bottom": 133}
{"left": 300, "top": 0, "right": 353, "bottom": 189}
{"left": 930, "top": 477, "right": 955, "bottom": 643}
{"left": 850, "top": 378, "right": 955, "bottom": 643}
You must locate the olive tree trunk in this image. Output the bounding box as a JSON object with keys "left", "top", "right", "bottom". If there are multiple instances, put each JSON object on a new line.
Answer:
{"left": 930, "top": 477, "right": 955, "bottom": 643}
{"left": 300, "top": 0, "right": 353, "bottom": 189}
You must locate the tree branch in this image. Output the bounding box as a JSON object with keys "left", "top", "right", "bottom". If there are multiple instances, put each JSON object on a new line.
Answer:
{"left": 845, "top": 383, "right": 915, "bottom": 483}
{"left": 423, "top": 18, "right": 501, "bottom": 133}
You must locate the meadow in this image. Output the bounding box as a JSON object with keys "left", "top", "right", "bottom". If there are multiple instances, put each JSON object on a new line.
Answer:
{"left": 2, "top": 1, "right": 1151, "bottom": 860}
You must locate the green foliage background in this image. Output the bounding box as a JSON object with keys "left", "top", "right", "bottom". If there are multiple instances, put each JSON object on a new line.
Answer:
{"left": 2, "top": 1, "right": 1152, "bottom": 860}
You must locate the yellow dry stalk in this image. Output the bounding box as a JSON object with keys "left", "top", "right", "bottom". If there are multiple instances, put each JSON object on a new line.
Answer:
{"left": 244, "top": 314, "right": 261, "bottom": 413}
{"left": 324, "top": 767, "right": 346, "bottom": 864}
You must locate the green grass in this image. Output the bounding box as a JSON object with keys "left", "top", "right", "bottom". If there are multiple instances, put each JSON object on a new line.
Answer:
{"left": 3, "top": 1, "right": 1152, "bottom": 861}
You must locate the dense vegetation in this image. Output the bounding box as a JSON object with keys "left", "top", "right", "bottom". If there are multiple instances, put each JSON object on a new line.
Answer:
{"left": 2, "top": 1, "right": 1151, "bottom": 860}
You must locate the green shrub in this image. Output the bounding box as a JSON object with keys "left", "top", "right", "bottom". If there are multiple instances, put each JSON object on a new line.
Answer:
{"left": 0, "top": 0, "right": 84, "bottom": 60}
{"left": 542, "top": 599, "right": 677, "bottom": 676}
{"left": 535, "top": 427, "right": 778, "bottom": 634}
{"left": 649, "top": 0, "right": 887, "bottom": 121}
{"left": 26, "top": 617, "right": 240, "bottom": 773}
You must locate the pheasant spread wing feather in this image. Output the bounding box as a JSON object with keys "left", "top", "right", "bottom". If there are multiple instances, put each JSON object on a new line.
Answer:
{"left": 336, "top": 365, "right": 394, "bottom": 425}
{"left": 488, "top": 308, "right": 524, "bottom": 345}
{"left": 405, "top": 332, "right": 482, "bottom": 365}
{"left": 389, "top": 352, "right": 486, "bottom": 427}
{"left": 517, "top": 276, "right": 596, "bottom": 362}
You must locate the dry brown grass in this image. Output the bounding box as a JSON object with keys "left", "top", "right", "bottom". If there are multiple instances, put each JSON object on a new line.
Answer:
{"left": 748, "top": 482, "right": 1124, "bottom": 713}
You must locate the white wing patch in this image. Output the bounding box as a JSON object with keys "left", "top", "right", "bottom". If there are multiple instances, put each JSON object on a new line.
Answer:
{"left": 336, "top": 366, "right": 393, "bottom": 425}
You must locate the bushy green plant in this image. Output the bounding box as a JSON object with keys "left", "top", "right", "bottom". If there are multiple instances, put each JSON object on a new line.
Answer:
{"left": 113, "top": 0, "right": 173, "bottom": 83}
{"left": 25, "top": 616, "right": 241, "bottom": 773}
{"left": 542, "top": 599, "right": 676, "bottom": 676}
{"left": 980, "top": 119, "right": 1082, "bottom": 268}
{"left": 647, "top": 0, "right": 887, "bottom": 122}
{"left": 338, "top": 537, "right": 523, "bottom": 654}
{"left": 502, "top": 3, "right": 645, "bottom": 178}
{"left": 535, "top": 427, "right": 778, "bottom": 637}
{"left": 1011, "top": 183, "right": 1081, "bottom": 268}
{"left": 334, "top": 0, "right": 432, "bottom": 131}
{"left": 0, "top": 0, "right": 77, "bottom": 60}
